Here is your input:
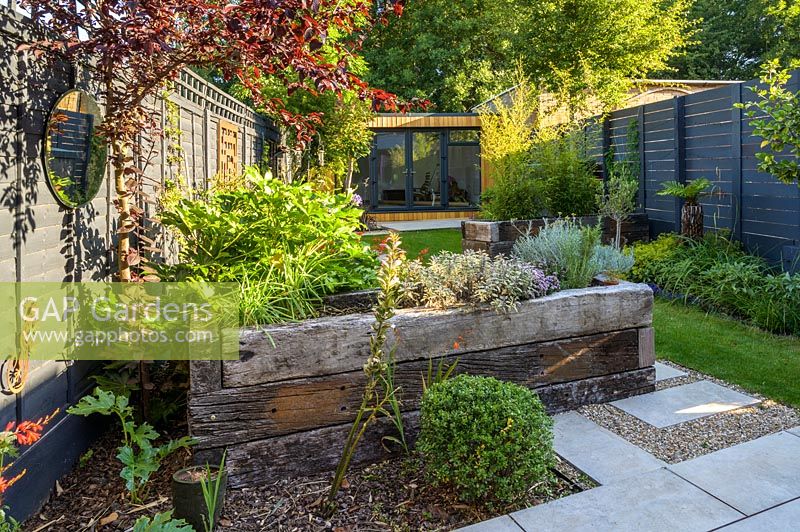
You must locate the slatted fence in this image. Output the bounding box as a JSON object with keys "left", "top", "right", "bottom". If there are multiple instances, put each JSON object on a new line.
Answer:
{"left": 591, "top": 71, "right": 800, "bottom": 271}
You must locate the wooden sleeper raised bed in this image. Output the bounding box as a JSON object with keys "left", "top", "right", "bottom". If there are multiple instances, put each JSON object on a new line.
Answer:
{"left": 189, "top": 281, "right": 656, "bottom": 487}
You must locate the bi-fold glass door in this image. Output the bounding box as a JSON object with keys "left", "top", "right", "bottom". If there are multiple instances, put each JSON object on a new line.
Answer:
{"left": 373, "top": 130, "right": 445, "bottom": 210}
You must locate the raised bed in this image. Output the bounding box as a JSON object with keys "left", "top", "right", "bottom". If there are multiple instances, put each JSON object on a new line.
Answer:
{"left": 462, "top": 213, "right": 650, "bottom": 257}
{"left": 188, "top": 282, "right": 655, "bottom": 488}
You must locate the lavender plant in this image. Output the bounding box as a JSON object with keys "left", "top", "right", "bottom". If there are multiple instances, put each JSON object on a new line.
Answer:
{"left": 402, "top": 251, "right": 559, "bottom": 312}
{"left": 513, "top": 218, "right": 633, "bottom": 288}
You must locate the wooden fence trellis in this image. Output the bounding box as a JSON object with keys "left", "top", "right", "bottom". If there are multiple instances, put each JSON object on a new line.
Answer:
{"left": 589, "top": 71, "right": 800, "bottom": 271}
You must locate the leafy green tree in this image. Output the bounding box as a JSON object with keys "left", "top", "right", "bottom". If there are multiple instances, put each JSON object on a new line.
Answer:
{"left": 477, "top": 74, "right": 544, "bottom": 220}
{"left": 363, "top": 0, "right": 520, "bottom": 111}
{"left": 364, "top": 0, "right": 692, "bottom": 112}
{"left": 664, "top": 0, "right": 800, "bottom": 80}
{"left": 739, "top": 61, "right": 800, "bottom": 186}
{"left": 234, "top": 34, "right": 375, "bottom": 190}
{"left": 518, "top": 0, "right": 693, "bottom": 113}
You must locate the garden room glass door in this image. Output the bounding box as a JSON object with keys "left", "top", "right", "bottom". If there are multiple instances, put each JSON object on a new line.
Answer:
{"left": 411, "top": 131, "right": 442, "bottom": 208}
{"left": 373, "top": 130, "right": 445, "bottom": 210}
{"left": 375, "top": 132, "right": 408, "bottom": 209}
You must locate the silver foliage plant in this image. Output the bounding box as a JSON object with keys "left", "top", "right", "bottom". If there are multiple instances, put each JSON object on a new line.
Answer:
{"left": 512, "top": 218, "right": 634, "bottom": 289}
{"left": 591, "top": 244, "right": 635, "bottom": 277}
{"left": 403, "top": 251, "right": 559, "bottom": 312}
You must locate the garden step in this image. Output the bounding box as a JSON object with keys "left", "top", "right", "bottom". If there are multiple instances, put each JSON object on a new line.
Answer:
{"left": 553, "top": 412, "right": 665, "bottom": 485}
{"left": 506, "top": 468, "right": 743, "bottom": 532}
{"left": 654, "top": 361, "right": 687, "bottom": 381}
{"left": 668, "top": 431, "right": 800, "bottom": 516}
{"left": 717, "top": 498, "right": 800, "bottom": 531}
{"left": 610, "top": 380, "right": 759, "bottom": 428}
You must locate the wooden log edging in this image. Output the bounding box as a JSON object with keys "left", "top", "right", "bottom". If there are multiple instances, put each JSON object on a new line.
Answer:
{"left": 462, "top": 213, "right": 650, "bottom": 257}
{"left": 189, "top": 282, "right": 656, "bottom": 486}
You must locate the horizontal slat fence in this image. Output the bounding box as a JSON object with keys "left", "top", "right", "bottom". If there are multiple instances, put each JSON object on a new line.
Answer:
{"left": 591, "top": 71, "right": 800, "bottom": 271}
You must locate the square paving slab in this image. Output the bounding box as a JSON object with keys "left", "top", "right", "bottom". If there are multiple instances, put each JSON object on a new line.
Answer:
{"left": 788, "top": 426, "right": 800, "bottom": 438}
{"left": 668, "top": 431, "right": 800, "bottom": 516}
{"left": 718, "top": 498, "right": 800, "bottom": 531}
{"left": 553, "top": 412, "right": 665, "bottom": 485}
{"left": 654, "top": 361, "right": 687, "bottom": 382}
{"left": 611, "top": 380, "right": 759, "bottom": 428}
{"left": 509, "top": 468, "right": 743, "bottom": 532}
{"left": 457, "top": 516, "right": 522, "bottom": 532}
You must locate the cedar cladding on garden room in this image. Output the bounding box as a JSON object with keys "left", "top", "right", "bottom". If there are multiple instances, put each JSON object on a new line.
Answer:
{"left": 355, "top": 113, "right": 490, "bottom": 222}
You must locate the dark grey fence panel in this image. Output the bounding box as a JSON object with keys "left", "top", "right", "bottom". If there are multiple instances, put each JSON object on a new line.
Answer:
{"left": 589, "top": 70, "right": 800, "bottom": 270}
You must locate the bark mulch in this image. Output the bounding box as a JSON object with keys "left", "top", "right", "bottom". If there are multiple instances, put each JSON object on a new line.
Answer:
{"left": 24, "top": 427, "right": 581, "bottom": 532}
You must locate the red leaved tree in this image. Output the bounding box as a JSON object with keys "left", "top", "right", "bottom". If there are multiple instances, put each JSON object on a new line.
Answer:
{"left": 19, "top": 0, "right": 411, "bottom": 281}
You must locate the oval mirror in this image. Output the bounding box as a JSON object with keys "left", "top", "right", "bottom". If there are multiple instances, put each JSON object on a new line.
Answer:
{"left": 44, "top": 90, "right": 107, "bottom": 208}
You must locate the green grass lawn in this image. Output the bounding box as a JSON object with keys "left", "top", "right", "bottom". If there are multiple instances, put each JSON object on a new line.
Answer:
{"left": 363, "top": 228, "right": 462, "bottom": 261}
{"left": 654, "top": 299, "right": 800, "bottom": 407}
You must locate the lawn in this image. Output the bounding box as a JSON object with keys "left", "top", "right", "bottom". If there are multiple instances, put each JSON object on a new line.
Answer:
{"left": 363, "top": 228, "right": 462, "bottom": 260}
{"left": 654, "top": 299, "right": 800, "bottom": 408}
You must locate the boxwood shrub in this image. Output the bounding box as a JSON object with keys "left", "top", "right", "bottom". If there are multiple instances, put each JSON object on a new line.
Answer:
{"left": 416, "top": 374, "right": 554, "bottom": 508}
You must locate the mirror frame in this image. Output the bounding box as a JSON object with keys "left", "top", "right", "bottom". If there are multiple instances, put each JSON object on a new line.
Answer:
{"left": 42, "top": 89, "right": 108, "bottom": 209}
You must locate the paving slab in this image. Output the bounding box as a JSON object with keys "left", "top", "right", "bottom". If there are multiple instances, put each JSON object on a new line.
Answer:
{"left": 718, "top": 498, "right": 800, "bottom": 531}
{"left": 553, "top": 412, "right": 666, "bottom": 484}
{"left": 457, "top": 516, "right": 523, "bottom": 532}
{"left": 787, "top": 426, "right": 800, "bottom": 438}
{"left": 654, "top": 361, "right": 687, "bottom": 382}
{"left": 381, "top": 218, "right": 468, "bottom": 231}
{"left": 669, "top": 431, "right": 800, "bottom": 516}
{"left": 509, "top": 468, "right": 743, "bottom": 532}
{"left": 611, "top": 380, "right": 759, "bottom": 428}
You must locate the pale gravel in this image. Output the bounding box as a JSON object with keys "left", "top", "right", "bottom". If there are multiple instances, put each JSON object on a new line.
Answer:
{"left": 578, "top": 360, "right": 800, "bottom": 464}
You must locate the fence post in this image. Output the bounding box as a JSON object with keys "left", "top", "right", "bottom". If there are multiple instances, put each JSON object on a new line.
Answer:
{"left": 637, "top": 106, "right": 645, "bottom": 213}
{"left": 672, "top": 96, "right": 686, "bottom": 233}
{"left": 601, "top": 116, "right": 611, "bottom": 183}
{"left": 731, "top": 83, "right": 743, "bottom": 241}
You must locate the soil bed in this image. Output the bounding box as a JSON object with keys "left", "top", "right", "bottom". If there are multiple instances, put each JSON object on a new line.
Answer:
{"left": 24, "top": 430, "right": 581, "bottom": 531}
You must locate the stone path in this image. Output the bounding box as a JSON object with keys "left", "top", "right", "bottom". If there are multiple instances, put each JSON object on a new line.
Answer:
{"left": 654, "top": 361, "right": 686, "bottom": 381}
{"left": 379, "top": 218, "right": 468, "bottom": 231}
{"left": 458, "top": 367, "right": 800, "bottom": 532}
{"left": 553, "top": 412, "right": 665, "bottom": 484}
{"left": 611, "top": 380, "right": 760, "bottom": 428}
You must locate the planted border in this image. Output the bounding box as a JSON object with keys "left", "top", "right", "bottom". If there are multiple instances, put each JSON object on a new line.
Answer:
{"left": 462, "top": 213, "right": 649, "bottom": 257}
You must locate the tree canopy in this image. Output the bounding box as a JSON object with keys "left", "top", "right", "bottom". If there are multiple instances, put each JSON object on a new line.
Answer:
{"left": 363, "top": 0, "right": 693, "bottom": 112}
{"left": 664, "top": 0, "right": 800, "bottom": 80}
{"left": 363, "top": 0, "right": 521, "bottom": 112}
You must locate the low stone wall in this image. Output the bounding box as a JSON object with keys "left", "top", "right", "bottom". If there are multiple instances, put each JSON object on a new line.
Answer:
{"left": 188, "top": 282, "right": 655, "bottom": 487}
{"left": 462, "top": 213, "right": 650, "bottom": 257}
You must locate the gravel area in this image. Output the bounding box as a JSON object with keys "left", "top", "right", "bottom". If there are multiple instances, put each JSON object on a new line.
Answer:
{"left": 578, "top": 361, "right": 800, "bottom": 464}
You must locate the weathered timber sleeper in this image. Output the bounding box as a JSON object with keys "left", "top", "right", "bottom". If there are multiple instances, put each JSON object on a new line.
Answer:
{"left": 189, "top": 282, "right": 656, "bottom": 487}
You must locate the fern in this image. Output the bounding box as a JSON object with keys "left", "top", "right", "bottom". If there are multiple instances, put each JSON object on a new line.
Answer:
{"left": 657, "top": 178, "right": 711, "bottom": 204}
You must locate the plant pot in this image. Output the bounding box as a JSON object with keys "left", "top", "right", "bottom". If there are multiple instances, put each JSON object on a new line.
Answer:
{"left": 681, "top": 204, "right": 704, "bottom": 240}
{"left": 172, "top": 465, "right": 227, "bottom": 532}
